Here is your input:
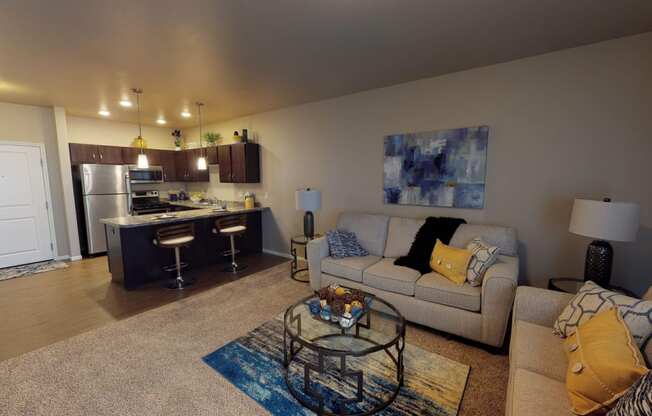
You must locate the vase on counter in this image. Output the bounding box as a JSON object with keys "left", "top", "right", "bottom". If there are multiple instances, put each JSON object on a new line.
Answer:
{"left": 244, "top": 192, "right": 255, "bottom": 209}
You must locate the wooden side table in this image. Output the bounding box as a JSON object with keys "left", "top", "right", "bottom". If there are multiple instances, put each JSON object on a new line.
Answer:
{"left": 548, "top": 277, "right": 637, "bottom": 297}
{"left": 290, "top": 235, "right": 321, "bottom": 283}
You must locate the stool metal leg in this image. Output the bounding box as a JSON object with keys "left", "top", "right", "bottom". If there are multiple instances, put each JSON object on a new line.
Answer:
{"left": 224, "top": 234, "right": 248, "bottom": 273}
{"left": 168, "top": 246, "right": 192, "bottom": 289}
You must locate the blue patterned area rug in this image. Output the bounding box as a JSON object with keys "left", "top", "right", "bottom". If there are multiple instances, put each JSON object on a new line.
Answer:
{"left": 203, "top": 315, "right": 469, "bottom": 415}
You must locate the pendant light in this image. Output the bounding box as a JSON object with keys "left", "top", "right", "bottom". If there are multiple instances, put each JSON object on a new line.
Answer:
{"left": 196, "top": 102, "right": 207, "bottom": 171}
{"left": 133, "top": 88, "right": 149, "bottom": 168}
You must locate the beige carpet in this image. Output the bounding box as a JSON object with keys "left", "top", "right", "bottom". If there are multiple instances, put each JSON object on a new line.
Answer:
{"left": 0, "top": 262, "right": 508, "bottom": 416}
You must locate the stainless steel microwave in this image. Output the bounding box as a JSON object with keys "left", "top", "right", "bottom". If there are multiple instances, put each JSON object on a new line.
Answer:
{"left": 128, "top": 165, "right": 164, "bottom": 183}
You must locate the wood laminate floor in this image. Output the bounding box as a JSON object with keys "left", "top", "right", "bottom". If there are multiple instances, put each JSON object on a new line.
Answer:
{"left": 0, "top": 253, "right": 288, "bottom": 362}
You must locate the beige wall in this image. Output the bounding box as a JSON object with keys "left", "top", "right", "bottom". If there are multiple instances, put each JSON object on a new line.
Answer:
{"left": 0, "top": 102, "right": 69, "bottom": 256}
{"left": 66, "top": 116, "right": 176, "bottom": 149}
{"left": 187, "top": 33, "right": 652, "bottom": 294}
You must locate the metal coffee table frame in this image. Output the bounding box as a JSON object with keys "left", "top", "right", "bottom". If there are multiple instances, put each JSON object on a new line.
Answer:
{"left": 283, "top": 292, "right": 406, "bottom": 416}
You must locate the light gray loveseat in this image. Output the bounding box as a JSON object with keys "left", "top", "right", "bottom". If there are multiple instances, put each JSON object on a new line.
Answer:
{"left": 507, "top": 286, "right": 652, "bottom": 415}
{"left": 307, "top": 212, "right": 519, "bottom": 348}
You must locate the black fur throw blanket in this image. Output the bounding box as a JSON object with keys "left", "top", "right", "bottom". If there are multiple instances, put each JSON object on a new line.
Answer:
{"left": 394, "top": 217, "right": 466, "bottom": 274}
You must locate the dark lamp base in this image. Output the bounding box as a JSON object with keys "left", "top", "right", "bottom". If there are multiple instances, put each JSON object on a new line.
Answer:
{"left": 584, "top": 239, "right": 613, "bottom": 287}
{"left": 303, "top": 211, "right": 314, "bottom": 239}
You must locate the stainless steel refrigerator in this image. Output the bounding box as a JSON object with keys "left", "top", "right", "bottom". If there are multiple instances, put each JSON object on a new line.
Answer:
{"left": 78, "top": 164, "right": 130, "bottom": 254}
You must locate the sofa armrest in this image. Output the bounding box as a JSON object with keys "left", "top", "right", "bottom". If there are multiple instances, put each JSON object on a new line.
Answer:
{"left": 307, "top": 237, "right": 329, "bottom": 292}
{"left": 480, "top": 256, "right": 519, "bottom": 347}
{"left": 513, "top": 286, "right": 573, "bottom": 328}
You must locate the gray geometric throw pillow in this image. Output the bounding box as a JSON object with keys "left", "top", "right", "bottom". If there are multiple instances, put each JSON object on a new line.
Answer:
{"left": 465, "top": 237, "right": 500, "bottom": 286}
{"left": 553, "top": 281, "right": 652, "bottom": 347}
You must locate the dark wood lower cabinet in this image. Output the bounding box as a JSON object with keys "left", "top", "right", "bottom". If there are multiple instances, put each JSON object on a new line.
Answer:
{"left": 105, "top": 211, "right": 263, "bottom": 290}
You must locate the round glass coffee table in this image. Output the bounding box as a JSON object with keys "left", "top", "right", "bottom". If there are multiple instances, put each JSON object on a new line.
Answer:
{"left": 283, "top": 291, "right": 406, "bottom": 416}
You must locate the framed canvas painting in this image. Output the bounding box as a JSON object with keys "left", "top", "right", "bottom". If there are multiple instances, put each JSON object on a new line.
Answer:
{"left": 383, "top": 126, "right": 488, "bottom": 209}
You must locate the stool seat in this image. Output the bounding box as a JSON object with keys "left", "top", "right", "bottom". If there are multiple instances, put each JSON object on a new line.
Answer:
{"left": 159, "top": 235, "right": 194, "bottom": 247}
{"left": 154, "top": 223, "right": 195, "bottom": 290}
{"left": 220, "top": 225, "right": 246, "bottom": 234}
{"left": 215, "top": 215, "right": 248, "bottom": 273}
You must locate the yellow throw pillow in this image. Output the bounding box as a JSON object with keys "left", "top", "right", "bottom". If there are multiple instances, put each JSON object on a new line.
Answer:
{"left": 564, "top": 308, "right": 649, "bottom": 415}
{"left": 430, "top": 239, "right": 473, "bottom": 285}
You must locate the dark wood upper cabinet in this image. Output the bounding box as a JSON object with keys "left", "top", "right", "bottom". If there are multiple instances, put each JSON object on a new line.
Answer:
{"left": 159, "top": 150, "right": 177, "bottom": 182}
{"left": 230, "top": 144, "right": 246, "bottom": 183}
{"left": 188, "top": 148, "right": 209, "bottom": 182}
{"left": 69, "top": 143, "right": 99, "bottom": 164}
{"left": 206, "top": 146, "right": 218, "bottom": 165}
{"left": 218, "top": 143, "right": 260, "bottom": 183}
{"left": 218, "top": 144, "right": 232, "bottom": 182}
{"left": 122, "top": 147, "right": 161, "bottom": 166}
{"left": 175, "top": 150, "right": 190, "bottom": 181}
{"left": 69, "top": 143, "right": 228, "bottom": 183}
{"left": 97, "top": 145, "right": 124, "bottom": 164}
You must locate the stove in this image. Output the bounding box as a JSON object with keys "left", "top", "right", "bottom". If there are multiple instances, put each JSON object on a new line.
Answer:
{"left": 130, "top": 190, "right": 172, "bottom": 215}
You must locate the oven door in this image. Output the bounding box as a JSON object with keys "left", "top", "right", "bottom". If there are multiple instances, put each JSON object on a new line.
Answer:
{"left": 128, "top": 166, "right": 164, "bottom": 184}
{"left": 132, "top": 207, "right": 170, "bottom": 216}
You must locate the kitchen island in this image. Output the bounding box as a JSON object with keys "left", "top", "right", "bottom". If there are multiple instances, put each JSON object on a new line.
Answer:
{"left": 101, "top": 206, "right": 268, "bottom": 289}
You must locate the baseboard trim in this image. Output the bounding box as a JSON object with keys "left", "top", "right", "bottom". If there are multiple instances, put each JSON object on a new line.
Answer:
{"left": 70, "top": 255, "right": 83, "bottom": 261}
{"left": 262, "top": 248, "right": 295, "bottom": 260}
{"left": 54, "top": 255, "right": 70, "bottom": 261}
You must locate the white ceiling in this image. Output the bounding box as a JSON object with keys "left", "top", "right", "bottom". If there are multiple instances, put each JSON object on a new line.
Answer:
{"left": 1, "top": 0, "right": 651, "bottom": 128}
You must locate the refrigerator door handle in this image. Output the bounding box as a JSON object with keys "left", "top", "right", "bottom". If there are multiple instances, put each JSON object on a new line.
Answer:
{"left": 125, "top": 173, "right": 133, "bottom": 215}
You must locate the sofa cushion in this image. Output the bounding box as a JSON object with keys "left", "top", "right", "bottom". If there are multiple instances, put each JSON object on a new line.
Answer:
{"left": 337, "top": 213, "right": 390, "bottom": 257}
{"left": 383, "top": 217, "right": 424, "bottom": 258}
{"left": 415, "top": 272, "right": 481, "bottom": 312}
{"left": 321, "top": 255, "right": 381, "bottom": 283}
{"left": 449, "top": 223, "right": 518, "bottom": 256}
{"left": 510, "top": 368, "right": 573, "bottom": 416}
{"left": 511, "top": 320, "right": 568, "bottom": 382}
{"left": 362, "top": 258, "right": 421, "bottom": 296}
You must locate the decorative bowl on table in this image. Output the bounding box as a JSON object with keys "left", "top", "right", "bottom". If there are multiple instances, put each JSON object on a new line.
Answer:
{"left": 307, "top": 284, "right": 373, "bottom": 328}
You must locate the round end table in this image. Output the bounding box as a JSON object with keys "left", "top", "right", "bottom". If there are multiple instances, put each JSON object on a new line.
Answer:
{"left": 290, "top": 234, "right": 321, "bottom": 283}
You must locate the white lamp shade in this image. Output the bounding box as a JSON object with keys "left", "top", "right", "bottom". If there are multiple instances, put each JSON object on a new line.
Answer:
{"left": 136, "top": 153, "right": 149, "bottom": 169}
{"left": 197, "top": 156, "right": 207, "bottom": 171}
{"left": 569, "top": 198, "right": 640, "bottom": 242}
{"left": 296, "top": 189, "right": 321, "bottom": 212}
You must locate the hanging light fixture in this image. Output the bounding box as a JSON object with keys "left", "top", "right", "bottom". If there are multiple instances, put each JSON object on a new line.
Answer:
{"left": 196, "top": 102, "right": 207, "bottom": 171}
{"left": 133, "top": 88, "right": 149, "bottom": 168}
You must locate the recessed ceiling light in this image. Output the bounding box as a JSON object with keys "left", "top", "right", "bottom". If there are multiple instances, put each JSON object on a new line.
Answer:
{"left": 98, "top": 109, "right": 110, "bottom": 117}
{"left": 156, "top": 118, "right": 166, "bottom": 125}
{"left": 180, "top": 111, "right": 191, "bottom": 118}
{"left": 119, "top": 99, "right": 132, "bottom": 108}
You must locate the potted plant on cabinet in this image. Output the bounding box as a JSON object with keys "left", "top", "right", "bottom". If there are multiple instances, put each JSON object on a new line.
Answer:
{"left": 172, "top": 129, "right": 183, "bottom": 150}
{"left": 203, "top": 132, "right": 222, "bottom": 146}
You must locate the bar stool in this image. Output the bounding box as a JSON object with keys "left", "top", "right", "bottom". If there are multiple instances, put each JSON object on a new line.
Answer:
{"left": 212, "top": 215, "right": 247, "bottom": 273}
{"left": 153, "top": 223, "right": 195, "bottom": 289}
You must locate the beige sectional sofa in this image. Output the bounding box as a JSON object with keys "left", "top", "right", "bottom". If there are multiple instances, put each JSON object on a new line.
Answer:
{"left": 307, "top": 212, "right": 519, "bottom": 348}
{"left": 508, "top": 286, "right": 652, "bottom": 415}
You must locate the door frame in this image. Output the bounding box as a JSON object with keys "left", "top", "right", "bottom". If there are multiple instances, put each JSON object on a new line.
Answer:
{"left": 0, "top": 140, "right": 59, "bottom": 260}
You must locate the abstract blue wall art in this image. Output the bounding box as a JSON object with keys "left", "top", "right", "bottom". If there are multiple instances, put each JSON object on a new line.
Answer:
{"left": 383, "top": 126, "right": 488, "bottom": 209}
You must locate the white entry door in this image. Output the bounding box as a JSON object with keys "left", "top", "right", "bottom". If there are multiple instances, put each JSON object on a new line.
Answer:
{"left": 0, "top": 143, "right": 54, "bottom": 268}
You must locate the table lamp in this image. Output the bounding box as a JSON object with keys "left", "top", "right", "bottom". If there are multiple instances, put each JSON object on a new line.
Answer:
{"left": 569, "top": 197, "right": 640, "bottom": 286}
{"left": 296, "top": 188, "right": 321, "bottom": 239}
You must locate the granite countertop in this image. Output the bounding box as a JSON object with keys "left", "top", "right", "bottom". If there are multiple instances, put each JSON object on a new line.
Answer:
{"left": 100, "top": 206, "right": 268, "bottom": 228}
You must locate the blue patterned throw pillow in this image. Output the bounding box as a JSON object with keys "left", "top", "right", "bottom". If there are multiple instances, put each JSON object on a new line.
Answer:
{"left": 326, "top": 230, "right": 369, "bottom": 259}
